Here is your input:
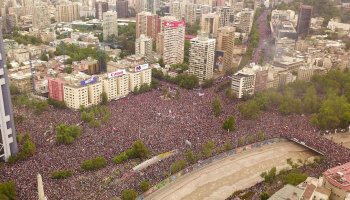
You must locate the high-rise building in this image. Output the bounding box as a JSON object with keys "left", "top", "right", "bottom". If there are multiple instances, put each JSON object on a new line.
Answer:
{"left": 184, "top": 3, "right": 197, "bottom": 25}
{"left": 212, "top": 0, "right": 225, "bottom": 7}
{"left": 56, "top": 3, "right": 80, "bottom": 22}
{"left": 188, "top": 33, "right": 215, "bottom": 82}
{"left": 216, "top": 26, "right": 235, "bottom": 71}
{"left": 48, "top": 78, "right": 65, "bottom": 102}
{"left": 157, "top": 16, "right": 185, "bottom": 65}
{"left": 231, "top": 71, "right": 255, "bottom": 98}
{"left": 296, "top": 5, "right": 313, "bottom": 38}
{"left": 0, "top": 32, "right": 18, "bottom": 161}
{"left": 102, "top": 72, "right": 129, "bottom": 100}
{"left": 32, "top": 5, "right": 50, "bottom": 30}
{"left": 135, "top": 34, "right": 152, "bottom": 63}
{"left": 21, "top": 0, "right": 33, "bottom": 7}
{"left": 218, "top": 7, "right": 235, "bottom": 27}
{"left": 136, "top": 11, "right": 160, "bottom": 41}
{"left": 95, "top": 1, "right": 108, "bottom": 20}
{"left": 103, "top": 11, "right": 118, "bottom": 40}
{"left": 238, "top": 8, "right": 254, "bottom": 34}
{"left": 116, "top": 0, "right": 128, "bottom": 18}
{"left": 147, "top": 0, "right": 160, "bottom": 14}
{"left": 170, "top": 1, "right": 182, "bottom": 20}
{"left": 201, "top": 13, "right": 219, "bottom": 38}
{"left": 134, "top": 0, "right": 146, "bottom": 13}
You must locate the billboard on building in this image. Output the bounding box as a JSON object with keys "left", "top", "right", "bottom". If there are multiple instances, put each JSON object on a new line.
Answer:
{"left": 135, "top": 63, "right": 149, "bottom": 72}
{"left": 107, "top": 69, "right": 126, "bottom": 78}
{"left": 163, "top": 20, "right": 186, "bottom": 28}
{"left": 214, "top": 51, "right": 225, "bottom": 70}
{"left": 80, "top": 76, "right": 98, "bottom": 86}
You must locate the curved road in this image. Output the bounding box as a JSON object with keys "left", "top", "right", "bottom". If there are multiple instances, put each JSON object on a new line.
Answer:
{"left": 145, "top": 142, "right": 316, "bottom": 200}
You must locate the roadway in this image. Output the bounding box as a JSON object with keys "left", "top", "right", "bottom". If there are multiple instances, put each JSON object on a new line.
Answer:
{"left": 145, "top": 141, "right": 316, "bottom": 200}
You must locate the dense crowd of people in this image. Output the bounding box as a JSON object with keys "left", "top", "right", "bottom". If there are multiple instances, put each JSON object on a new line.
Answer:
{"left": 1, "top": 81, "right": 350, "bottom": 200}
{"left": 252, "top": 9, "right": 272, "bottom": 63}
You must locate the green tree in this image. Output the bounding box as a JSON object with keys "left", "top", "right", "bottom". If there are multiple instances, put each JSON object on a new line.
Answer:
{"left": 47, "top": 98, "right": 67, "bottom": 109}
{"left": 6, "top": 61, "right": 13, "bottom": 69}
{"left": 8, "top": 133, "right": 36, "bottom": 163}
{"left": 175, "top": 74, "right": 199, "bottom": 89}
{"left": 185, "top": 149, "right": 196, "bottom": 164}
{"left": 212, "top": 97, "right": 222, "bottom": 117}
{"left": 170, "top": 160, "right": 187, "bottom": 174}
{"left": 121, "top": 189, "right": 138, "bottom": 200}
{"left": 260, "top": 192, "right": 269, "bottom": 200}
{"left": 51, "top": 170, "right": 73, "bottom": 179}
{"left": 152, "top": 68, "right": 164, "bottom": 79}
{"left": 238, "top": 100, "right": 261, "bottom": 119}
{"left": 140, "top": 180, "right": 150, "bottom": 192}
{"left": 202, "top": 79, "right": 214, "bottom": 88}
{"left": 303, "top": 86, "right": 319, "bottom": 113}
{"left": 55, "top": 124, "right": 81, "bottom": 145}
{"left": 185, "top": 21, "right": 201, "bottom": 35}
{"left": 101, "top": 92, "right": 108, "bottom": 105}
{"left": 81, "top": 156, "right": 107, "bottom": 171}
{"left": 158, "top": 58, "right": 165, "bottom": 68}
{"left": 113, "top": 152, "right": 128, "bottom": 164}
{"left": 311, "top": 96, "right": 350, "bottom": 129}
{"left": 283, "top": 171, "right": 307, "bottom": 186}
{"left": 63, "top": 67, "right": 73, "bottom": 74}
{"left": 0, "top": 181, "right": 16, "bottom": 200}
{"left": 40, "top": 53, "right": 49, "bottom": 61}
{"left": 202, "top": 141, "right": 215, "bottom": 159}
{"left": 131, "top": 140, "right": 150, "bottom": 159}
{"left": 223, "top": 116, "right": 235, "bottom": 132}
{"left": 260, "top": 167, "right": 277, "bottom": 184}
{"left": 224, "top": 141, "right": 233, "bottom": 151}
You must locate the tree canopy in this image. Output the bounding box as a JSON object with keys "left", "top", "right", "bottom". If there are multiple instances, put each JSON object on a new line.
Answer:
{"left": 56, "top": 124, "right": 81, "bottom": 145}
{"left": 238, "top": 70, "right": 350, "bottom": 130}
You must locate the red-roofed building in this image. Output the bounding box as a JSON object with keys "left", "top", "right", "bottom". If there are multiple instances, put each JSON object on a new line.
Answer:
{"left": 185, "top": 35, "right": 196, "bottom": 41}
{"left": 48, "top": 78, "right": 65, "bottom": 101}
{"left": 323, "top": 162, "right": 350, "bottom": 200}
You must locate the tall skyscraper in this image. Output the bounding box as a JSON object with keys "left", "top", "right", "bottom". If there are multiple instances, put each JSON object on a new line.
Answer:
{"left": 135, "top": 34, "right": 152, "bottom": 63}
{"left": 170, "top": 1, "right": 182, "bottom": 20}
{"left": 0, "top": 31, "right": 18, "bottom": 162}
{"left": 188, "top": 33, "right": 215, "bottom": 82}
{"left": 56, "top": 3, "right": 80, "bottom": 22}
{"left": 136, "top": 11, "right": 160, "bottom": 41}
{"left": 95, "top": 1, "right": 108, "bottom": 20}
{"left": 103, "top": 11, "right": 118, "bottom": 40}
{"left": 116, "top": 0, "right": 128, "bottom": 18}
{"left": 216, "top": 26, "right": 235, "bottom": 71}
{"left": 296, "top": 5, "right": 313, "bottom": 38}
{"left": 184, "top": 3, "right": 196, "bottom": 25}
{"left": 157, "top": 16, "right": 185, "bottom": 65}
{"left": 32, "top": 5, "right": 51, "bottom": 30}
{"left": 201, "top": 13, "right": 219, "bottom": 38}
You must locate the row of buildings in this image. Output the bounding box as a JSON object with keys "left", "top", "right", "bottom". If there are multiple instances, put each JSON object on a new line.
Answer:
{"left": 48, "top": 59, "right": 152, "bottom": 109}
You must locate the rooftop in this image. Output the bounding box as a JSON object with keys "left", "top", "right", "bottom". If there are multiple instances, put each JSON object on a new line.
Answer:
{"left": 268, "top": 184, "right": 303, "bottom": 200}
{"left": 323, "top": 162, "right": 350, "bottom": 191}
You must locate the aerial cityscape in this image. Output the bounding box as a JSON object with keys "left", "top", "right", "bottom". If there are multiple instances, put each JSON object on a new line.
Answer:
{"left": 0, "top": 0, "right": 350, "bottom": 199}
